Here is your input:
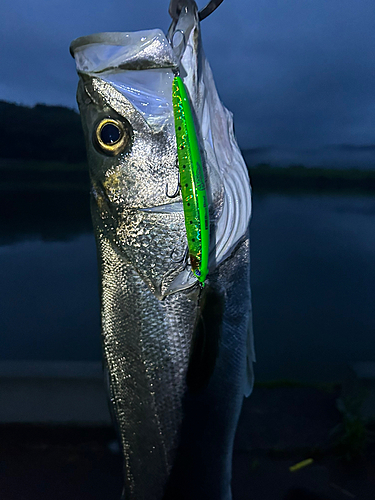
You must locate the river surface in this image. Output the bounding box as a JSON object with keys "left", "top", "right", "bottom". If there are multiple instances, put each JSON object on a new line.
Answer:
{"left": 1, "top": 193, "right": 374, "bottom": 382}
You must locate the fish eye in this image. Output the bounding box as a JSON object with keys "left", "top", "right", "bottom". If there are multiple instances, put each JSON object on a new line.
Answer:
{"left": 94, "top": 118, "right": 131, "bottom": 156}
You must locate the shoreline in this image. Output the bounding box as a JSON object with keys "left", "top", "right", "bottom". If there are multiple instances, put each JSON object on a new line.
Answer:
{"left": 1, "top": 368, "right": 374, "bottom": 499}
{"left": 0, "top": 158, "right": 375, "bottom": 194}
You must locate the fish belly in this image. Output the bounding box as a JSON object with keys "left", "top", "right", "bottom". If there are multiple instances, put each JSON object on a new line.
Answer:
{"left": 97, "top": 233, "right": 199, "bottom": 500}
{"left": 98, "top": 221, "right": 250, "bottom": 499}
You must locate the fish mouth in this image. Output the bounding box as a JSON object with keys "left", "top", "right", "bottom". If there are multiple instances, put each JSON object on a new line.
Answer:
{"left": 138, "top": 201, "right": 183, "bottom": 214}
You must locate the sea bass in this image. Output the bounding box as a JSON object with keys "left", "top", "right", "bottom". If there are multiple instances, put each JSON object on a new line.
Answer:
{"left": 70, "top": 1, "right": 254, "bottom": 499}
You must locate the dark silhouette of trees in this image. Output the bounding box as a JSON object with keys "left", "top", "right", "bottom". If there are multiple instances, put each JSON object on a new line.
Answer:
{"left": 0, "top": 101, "right": 86, "bottom": 163}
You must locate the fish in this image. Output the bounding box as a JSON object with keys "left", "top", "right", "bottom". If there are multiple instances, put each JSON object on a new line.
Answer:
{"left": 70, "top": 1, "right": 254, "bottom": 499}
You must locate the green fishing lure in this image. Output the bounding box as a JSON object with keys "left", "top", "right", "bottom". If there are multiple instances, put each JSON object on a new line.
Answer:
{"left": 172, "top": 75, "right": 209, "bottom": 285}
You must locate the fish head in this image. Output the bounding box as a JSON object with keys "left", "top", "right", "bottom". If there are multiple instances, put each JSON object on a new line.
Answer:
{"left": 71, "top": 30, "right": 195, "bottom": 298}
{"left": 77, "top": 73, "right": 178, "bottom": 211}
{"left": 71, "top": 11, "right": 252, "bottom": 296}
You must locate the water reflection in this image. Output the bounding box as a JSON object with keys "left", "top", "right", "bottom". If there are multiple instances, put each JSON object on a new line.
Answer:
{"left": 1, "top": 193, "right": 374, "bottom": 382}
{"left": 0, "top": 190, "right": 92, "bottom": 245}
{"left": 0, "top": 235, "right": 101, "bottom": 361}
{"left": 251, "top": 194, "right": 375, "bottom": 381}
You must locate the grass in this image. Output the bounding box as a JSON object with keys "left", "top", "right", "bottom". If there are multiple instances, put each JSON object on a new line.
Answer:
{"left": 331, "top": 389, "right": 370, "bottom": 461}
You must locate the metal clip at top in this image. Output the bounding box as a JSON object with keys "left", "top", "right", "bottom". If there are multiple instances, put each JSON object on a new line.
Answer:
{"left": 169, "top": 0, "right": 224, "bottom": 21}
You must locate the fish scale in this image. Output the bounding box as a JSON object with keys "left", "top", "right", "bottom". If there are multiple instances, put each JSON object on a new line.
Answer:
{"left": 98, "top": 235, "right": 199, "bottom": 499}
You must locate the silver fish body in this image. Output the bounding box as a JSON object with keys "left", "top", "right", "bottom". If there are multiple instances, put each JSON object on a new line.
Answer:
{"left": 71, "top": 2, "right": 254, "bottom": 499}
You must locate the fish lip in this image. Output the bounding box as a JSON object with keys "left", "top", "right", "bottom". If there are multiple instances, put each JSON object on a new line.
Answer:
{"left": 137, "top": 201, "right": 183, "bottom": 214}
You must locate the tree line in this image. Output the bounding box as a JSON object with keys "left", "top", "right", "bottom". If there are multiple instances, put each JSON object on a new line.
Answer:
{"left": 0, "top": 101, "right": 87, "bottom": 163}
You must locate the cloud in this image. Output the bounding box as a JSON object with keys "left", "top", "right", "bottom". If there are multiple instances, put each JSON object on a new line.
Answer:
{"left": 1, "top": 0, "right": 374, "bottom": 150}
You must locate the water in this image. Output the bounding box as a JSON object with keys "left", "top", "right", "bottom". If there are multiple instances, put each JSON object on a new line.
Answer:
{"left": 1, "top": 193, "right": 374, "bottom": 382}
{"left": 0, "top": 235, "right": 101, "bottom": 361}
{"left": 251, "top": 194, "right": 375, "bottom": 381}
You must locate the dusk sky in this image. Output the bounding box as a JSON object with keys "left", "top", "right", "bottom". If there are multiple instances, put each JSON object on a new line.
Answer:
{"left": 1, "top": 0, "right": 374, "bottom": 155}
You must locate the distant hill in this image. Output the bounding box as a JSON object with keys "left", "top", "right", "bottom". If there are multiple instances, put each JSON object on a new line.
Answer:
{"left": 2, "top": 101, "right": 374, "bottom": 170}
{"left": 242, "top": 145, "right": 375, "bottom": 170}
{"left": 0, "top": 101, "right": 86, "bottom": 163}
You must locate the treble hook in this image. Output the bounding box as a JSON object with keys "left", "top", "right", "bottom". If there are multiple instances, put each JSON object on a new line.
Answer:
{"left": 166, "top": 172, "right": 180, "bottom": 198}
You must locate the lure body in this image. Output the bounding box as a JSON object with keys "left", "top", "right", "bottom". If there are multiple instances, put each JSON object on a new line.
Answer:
{"left": 172, "top": 75, "right": 209, "bottom": 284}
